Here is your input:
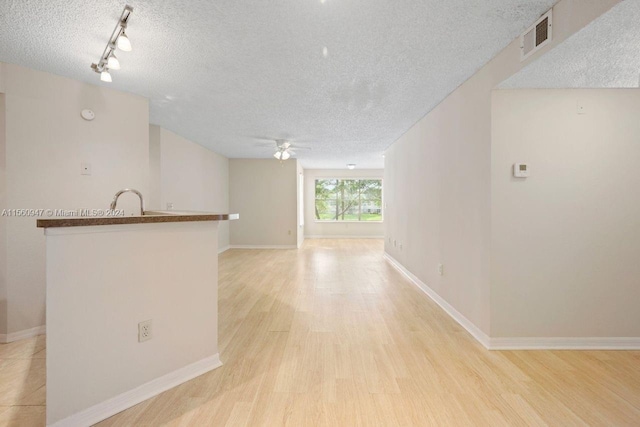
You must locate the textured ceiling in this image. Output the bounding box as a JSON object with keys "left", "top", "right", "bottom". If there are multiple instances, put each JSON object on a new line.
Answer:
{"left": 0, "top": 0, "right": 556, "bottom": 168}
{"left": 500, "top": 0, "right": 640, "bottom": 89}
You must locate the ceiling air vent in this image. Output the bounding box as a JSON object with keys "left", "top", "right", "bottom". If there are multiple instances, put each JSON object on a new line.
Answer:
{"left": 521, "top": 10, "right": 552, "bottom": 61}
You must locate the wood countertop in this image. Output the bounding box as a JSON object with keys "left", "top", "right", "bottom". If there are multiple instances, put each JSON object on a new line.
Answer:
{"left": 37, "top": 211, "right": 239, "bottom": 228}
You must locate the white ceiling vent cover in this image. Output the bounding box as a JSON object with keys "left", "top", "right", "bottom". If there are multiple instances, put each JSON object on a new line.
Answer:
{"left": 521, "top": 10, "right": 552, "bottom": 60}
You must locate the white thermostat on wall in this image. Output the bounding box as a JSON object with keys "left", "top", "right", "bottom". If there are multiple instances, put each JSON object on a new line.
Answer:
{"left": 513, "top": 163, "right": 530, "bottom": 178}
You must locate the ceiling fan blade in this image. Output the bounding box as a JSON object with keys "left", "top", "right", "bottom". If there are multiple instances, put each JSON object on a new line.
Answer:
{"left": 248, "top": 135, "right": 277, "bottom": 141}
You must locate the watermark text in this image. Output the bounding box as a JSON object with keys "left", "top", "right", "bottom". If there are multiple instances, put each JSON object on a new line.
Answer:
{"left": 1, "top": 208, "right": 126, "bottom": 217}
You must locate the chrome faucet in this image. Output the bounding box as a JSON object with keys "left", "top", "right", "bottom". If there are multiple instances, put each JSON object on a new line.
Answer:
{"left": 110, "top": 189, "right": 145, "bottom": 215}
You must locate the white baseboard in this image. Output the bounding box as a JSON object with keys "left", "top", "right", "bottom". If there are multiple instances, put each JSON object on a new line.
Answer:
{"left": 229, "top": 245, "right": 297, "bottom": 249}
{"left": 305, "top": 235, "right": 384, "bottom": 239}
{"left": 489, "top": 337, "right": 640, "bottom": 350}
{"left": 384, "top": 253, "right": 640, "bottom": 351}
{"left": 0, "top": 325, "right": 46, "bottom": 344}
{"left": 218, "top": 245, "right": 230, "bottom": 254}
{"left": 383, "top": 253, "right": 491, "bottom": 348}
{"left": 48, "top": 353, "right": 223, "bottom": 427}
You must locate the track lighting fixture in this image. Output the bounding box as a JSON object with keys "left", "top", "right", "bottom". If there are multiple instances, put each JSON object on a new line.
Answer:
{"left": 91, "top": 5, "right": 133, "bottom": 82}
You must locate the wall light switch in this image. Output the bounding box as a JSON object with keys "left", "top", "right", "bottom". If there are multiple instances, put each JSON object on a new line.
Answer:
{"left": 81, "top": 163, "right": 92, "bottom": 176}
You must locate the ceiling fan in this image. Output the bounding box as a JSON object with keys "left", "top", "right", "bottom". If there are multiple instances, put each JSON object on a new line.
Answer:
{"left": 274, "top": 140, "right": 293, "bottom": 160}
{"left": 252, "top": 137, "right": 311, "bottom": 161}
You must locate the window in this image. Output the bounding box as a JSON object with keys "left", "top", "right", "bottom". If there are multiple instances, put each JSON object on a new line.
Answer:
{"left": 314, "top": 179, "right": 382, "bottom": 222}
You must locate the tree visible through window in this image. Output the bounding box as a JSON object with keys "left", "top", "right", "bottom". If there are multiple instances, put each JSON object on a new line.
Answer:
{"left": 315, "top": 179, "right": 382, "bottom": 221}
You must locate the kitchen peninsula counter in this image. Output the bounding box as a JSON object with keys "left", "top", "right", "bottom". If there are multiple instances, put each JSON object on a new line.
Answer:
{"left": 37, "top": 211, "right": 238, "bottom": 228}
{"left": 40, "top": 211, "right": 237, "bottom": 426}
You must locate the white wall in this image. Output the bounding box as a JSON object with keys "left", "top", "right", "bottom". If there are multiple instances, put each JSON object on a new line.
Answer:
{"left": 229, "top": 159, "right": 298, "bottom": 247}
{"left": 304, "top": 169, "right": 384, "bottom": 238}
{"left": 384, "top": 0, "right": 620, "bottom": 336}
{"left": 148, "top": 125, "right": 162, "bottom": 210}
{"left": 149, "top": 126, "right": 230, "bottom": 251}
{"left": 0, "top": 62, "right": 150, "bottom": 335}
{"left": 0, "top": 94, "right": 6, "bottom": 336}
{"left": 296, "top": 161, "right": 304, "bottom": 248}
{"left": 491, "top": 88, "right": 640, "bottom": 338}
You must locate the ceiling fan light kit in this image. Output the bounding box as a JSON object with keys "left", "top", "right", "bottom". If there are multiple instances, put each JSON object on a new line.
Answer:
{"left": 273, "top": 140, "right": 292, "bottom": 160}
{"left": 274, "top": 150, "right": 291, "bottom": 161}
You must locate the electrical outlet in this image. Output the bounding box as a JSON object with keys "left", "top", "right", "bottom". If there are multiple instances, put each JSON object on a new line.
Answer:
{"left": 438, "top": 264, "right": 444, "bottom": 276}
{"left": 399, "top": 242, "right": 403, "bottom": 250}
{"left": 166, "top": 202, "right": 174, "bottom": 210}
{"left": 138, "top": 320, "right": 152, "bottom": 342}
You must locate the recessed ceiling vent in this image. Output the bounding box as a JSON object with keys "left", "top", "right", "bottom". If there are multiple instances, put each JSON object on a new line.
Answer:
{"left": 521, "top": 10, "right": 552, "bottom": 61}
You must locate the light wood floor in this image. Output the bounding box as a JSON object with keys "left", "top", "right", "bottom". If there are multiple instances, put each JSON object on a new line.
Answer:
{"left": 0, "top": 335, "right": 45, "bottom": 426}
{"left": 2, "top": 239, "right": 640, "bottom": 426}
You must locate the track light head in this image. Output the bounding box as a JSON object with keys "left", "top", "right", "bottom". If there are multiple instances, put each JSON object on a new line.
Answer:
{"left": 117, "top": 30, "right": 132, "bottom": 51}
{"left": 107, "top": 52, "right": 120, "bottom": 70}
{"left": 100, "top": 69, "right": 112, "bottom": 82}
